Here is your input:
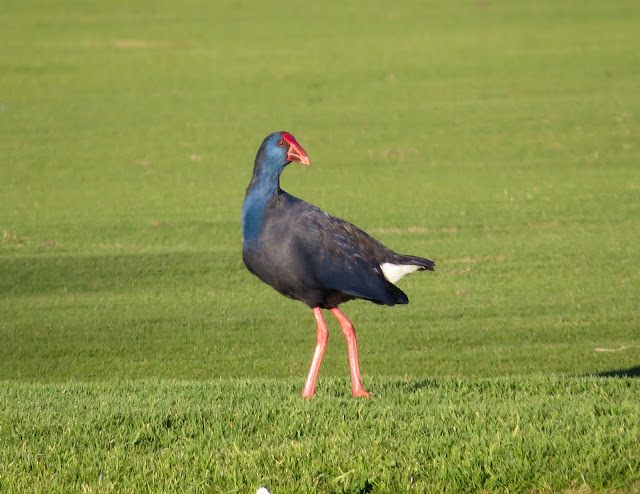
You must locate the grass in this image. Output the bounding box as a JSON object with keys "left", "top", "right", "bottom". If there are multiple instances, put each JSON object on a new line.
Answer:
{"left": 1, "top": 0, "right": 640, "bottom": 492}
{"left": 1, "top": 378, "right": 639, "bottom": 493}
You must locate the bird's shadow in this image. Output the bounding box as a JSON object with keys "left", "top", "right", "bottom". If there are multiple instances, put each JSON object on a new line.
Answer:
{"left": 380, "top": 368, "right": 640, "bottom": 396}
{"left": 595, "top": 366, "right": 640, "bottom": 378}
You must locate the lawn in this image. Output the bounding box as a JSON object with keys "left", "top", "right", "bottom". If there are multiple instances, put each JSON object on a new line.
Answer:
{"left": 1, "top": 0, "right": 639, "bottom": 492}
{"left": 1, "top": 379, "right": 639, "bottom": 493}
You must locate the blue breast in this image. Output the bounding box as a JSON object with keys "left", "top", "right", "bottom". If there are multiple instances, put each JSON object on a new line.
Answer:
{"left": 241, "top": 188, "right": 266, "bottom": 247}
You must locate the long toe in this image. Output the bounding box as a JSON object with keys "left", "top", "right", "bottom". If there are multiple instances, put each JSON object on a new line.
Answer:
{"left": 353, "top": 389, "right": 372, "bottom": 398}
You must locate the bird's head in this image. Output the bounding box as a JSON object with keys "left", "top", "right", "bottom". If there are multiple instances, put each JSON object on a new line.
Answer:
{"left": 255, "top": 131, "right": 311, "bottom": 172}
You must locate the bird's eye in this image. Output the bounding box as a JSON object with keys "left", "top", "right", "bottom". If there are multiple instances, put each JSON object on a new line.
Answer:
{"left": 277, "top": 139, "right": 286, "bottom": 147}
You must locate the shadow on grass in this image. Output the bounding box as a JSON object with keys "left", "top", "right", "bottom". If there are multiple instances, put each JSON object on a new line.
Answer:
{"left": 596, "top": 366, "right": 640, "bottom": 378}
{"left": 0, "top": 251, "right": 241, "bottom": 297}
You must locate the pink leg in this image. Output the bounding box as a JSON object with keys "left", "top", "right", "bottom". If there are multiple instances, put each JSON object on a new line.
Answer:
{"left": 302, "top": 307, "right": 329, "bottom": 398}
{"left": 330, "top": 308, "right": 371, "bottom": 398}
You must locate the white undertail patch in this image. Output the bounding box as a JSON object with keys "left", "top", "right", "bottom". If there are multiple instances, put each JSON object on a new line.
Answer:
{"left": 380, "top": 263, "right": 421, "bottom": 284}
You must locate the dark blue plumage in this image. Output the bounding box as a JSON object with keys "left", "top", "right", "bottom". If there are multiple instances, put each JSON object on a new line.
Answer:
{"left": 241, "top": 131, "right": 435, "bottom": 398}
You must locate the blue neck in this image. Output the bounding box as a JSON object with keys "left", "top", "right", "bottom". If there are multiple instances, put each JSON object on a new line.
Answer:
{"left": 242, "top": 164, "right": 282, "bottom": 246}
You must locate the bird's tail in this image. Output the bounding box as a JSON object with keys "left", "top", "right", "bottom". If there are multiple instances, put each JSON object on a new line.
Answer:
{"left": 376, "top": 254, "right": 434, "bottom": 305}
{"left": 395, "top": 254, "right": 435, "bottom": 272}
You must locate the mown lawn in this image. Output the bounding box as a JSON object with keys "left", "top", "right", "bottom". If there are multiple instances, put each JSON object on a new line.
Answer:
{"left": 1, "top": 378, "right": 639, "bottom": 493}
{"left": 1, "top": 0, "right": 639, "bottom": 492}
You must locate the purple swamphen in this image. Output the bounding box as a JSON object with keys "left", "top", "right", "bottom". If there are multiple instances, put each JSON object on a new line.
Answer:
{"left": 241, "top": 132, "right": 435, "bottom": 397}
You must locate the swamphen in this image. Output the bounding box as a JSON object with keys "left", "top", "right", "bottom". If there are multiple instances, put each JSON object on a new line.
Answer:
{"left": 242, "top": 131, "right": 435, "bottom": 398}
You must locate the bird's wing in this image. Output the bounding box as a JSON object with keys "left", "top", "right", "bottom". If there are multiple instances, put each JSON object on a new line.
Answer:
{"left": 287, "top": 196, "right": 409, "bottom": 305}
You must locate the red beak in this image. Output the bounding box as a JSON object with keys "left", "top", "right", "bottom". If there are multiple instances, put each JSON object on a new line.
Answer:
{"left": 282, "top": 132, "right": 311, "bottom": 166}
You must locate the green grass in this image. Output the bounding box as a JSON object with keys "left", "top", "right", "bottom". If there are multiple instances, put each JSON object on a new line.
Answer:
{"left": 1, "top": 0, "right": 640, "bottom": 492}
{"left": 1, "top": 378, "right": 639, "bottom": 493}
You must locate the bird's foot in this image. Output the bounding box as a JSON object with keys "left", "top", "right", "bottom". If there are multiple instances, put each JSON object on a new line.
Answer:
{"left": 353, "top": 388, "right": 372, "bottom": 398}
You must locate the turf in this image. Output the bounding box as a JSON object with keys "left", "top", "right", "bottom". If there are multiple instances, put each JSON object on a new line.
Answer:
{"left": 1, "top": 0, "right": 639, "bottom": 492}
{"left": 1, "top": 378, "right": 639, "bottom": 493}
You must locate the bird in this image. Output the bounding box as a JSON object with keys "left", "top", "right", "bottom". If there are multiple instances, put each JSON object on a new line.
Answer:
{"left": 241, "top": 131, "right": 435, "bottom": 398}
